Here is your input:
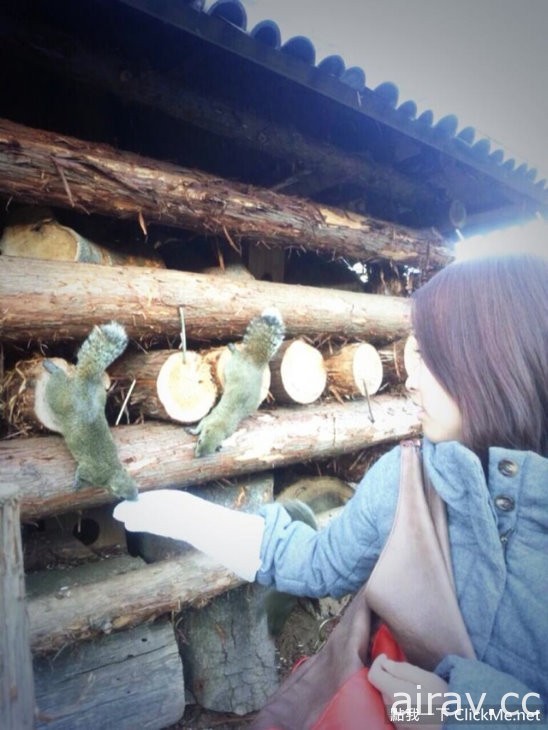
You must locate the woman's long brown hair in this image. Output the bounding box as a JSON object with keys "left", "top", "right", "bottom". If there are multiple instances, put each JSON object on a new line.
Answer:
{"left": 412, "top": 254, "right": 548, "bottom": 455}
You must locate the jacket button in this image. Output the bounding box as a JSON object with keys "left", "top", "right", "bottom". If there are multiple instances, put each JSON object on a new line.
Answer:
{"left": 498, "top": 459, "right": 518, "bottom": 477}
{"left": 494, "top": 496, "right": 515, "bottom": 512}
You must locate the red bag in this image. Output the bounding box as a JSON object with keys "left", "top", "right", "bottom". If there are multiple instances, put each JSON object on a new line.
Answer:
{"left": 251, "top": 441, "right": 475, "bottom": 730}
{"left": 310, "top": 624, "right": 406, "bottom": 730}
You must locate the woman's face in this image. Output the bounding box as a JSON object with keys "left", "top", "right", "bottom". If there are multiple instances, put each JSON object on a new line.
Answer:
{"left": 405, "top": 336, "right": 463, "bottom": 443}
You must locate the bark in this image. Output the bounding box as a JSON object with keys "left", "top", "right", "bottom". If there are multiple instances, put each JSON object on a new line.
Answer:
{"left": 0, "top": 256, "right": 412, "bottom": 345}
{"left": 325, "top": 343, "right": 383, "bottom": 398}
{"left": 3, "top": 395, "right": 421, "bottom": 520}
{"left": 0, "top": 118, "right": 451, "bottom": 267}
{"left": 3, "top": 346, "right": 268, "bottom": 433}
{"left": 179, "top": 584, "right": 278, "bottom": 715}
{"left": 269, "top": 340, "right": 327, "bottom": 405}
{"left": 28, "top": 508, "right": 343, "bottom": 656}
{"left": 0, "top": 482, "right": 35, "bottom": 730}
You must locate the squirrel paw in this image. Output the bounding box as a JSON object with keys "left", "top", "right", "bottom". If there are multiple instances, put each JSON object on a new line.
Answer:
{"left": 109, "top": 471, "right": 139, "bottom": 501}
{"left": 73, "top": 467, "right": 92, "bottom": 491}
{"left": 72, "top": 466, "right": 138, "bottom": 500}
{"left": 194, "top": 422, "right": 225, "bottom": 457}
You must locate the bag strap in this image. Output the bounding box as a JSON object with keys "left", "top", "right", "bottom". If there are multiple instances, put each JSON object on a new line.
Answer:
{"left": 364, "top": 439, "right": 476, "bottom": 669}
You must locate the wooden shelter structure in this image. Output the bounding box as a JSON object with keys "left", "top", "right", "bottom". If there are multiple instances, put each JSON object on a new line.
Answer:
{"left": 1, "top": 1, "right": 546, "bottom": 727}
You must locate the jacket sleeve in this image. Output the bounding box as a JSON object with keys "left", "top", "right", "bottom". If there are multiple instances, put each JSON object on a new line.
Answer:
{"left": 255, "top": 444, "right": 401, "bottom": 598}
{"left": 435, "top": 655, "right": 546, "bottom": 728}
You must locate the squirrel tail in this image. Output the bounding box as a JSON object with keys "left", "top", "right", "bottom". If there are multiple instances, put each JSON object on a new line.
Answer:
{"left": 242, "top": 308, "right": 285, "bottom": 365}
{"left": 76, "top": 321, "right": 128, "bottom": 378}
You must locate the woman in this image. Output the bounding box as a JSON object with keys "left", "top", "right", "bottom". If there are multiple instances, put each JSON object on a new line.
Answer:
{"left": 115, "top": 253, "right": 548, "bottom": 724}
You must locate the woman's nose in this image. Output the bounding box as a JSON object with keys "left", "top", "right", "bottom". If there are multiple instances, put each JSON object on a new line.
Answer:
{"left": 406, "top": 370, "right": 417, "bottom": 392}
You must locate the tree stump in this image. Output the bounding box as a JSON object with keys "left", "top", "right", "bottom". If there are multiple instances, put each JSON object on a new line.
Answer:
{"left": 269, "top": 339, "right": 326, "bottom": 404}
{"left": 178, "top": 583, "right": 278, "bottom": 716}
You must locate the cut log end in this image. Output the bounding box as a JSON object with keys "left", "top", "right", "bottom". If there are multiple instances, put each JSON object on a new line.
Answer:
{"left": 326, "top": 342, "right": 383, "bottom": 398}
{"left": 270, "top": 340, "right": 326, "bottom": 404}
{"left": 0, "top": 210, "right": 164, "bottom": 268}
{"left": 157, "top": 351, "right": 217, "bottom": 423}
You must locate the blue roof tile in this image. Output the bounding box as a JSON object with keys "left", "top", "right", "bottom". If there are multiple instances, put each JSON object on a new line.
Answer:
{"left": 204, "top": 0, "right": 545, "bottom": 203}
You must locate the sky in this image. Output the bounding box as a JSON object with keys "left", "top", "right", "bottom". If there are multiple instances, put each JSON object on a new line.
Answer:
{"left": 241, "top": 0, "right": 547, "bottom": 259}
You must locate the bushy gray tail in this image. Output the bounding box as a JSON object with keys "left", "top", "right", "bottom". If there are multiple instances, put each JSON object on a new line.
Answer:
{"left": 242, "top": 308, "right": 285, "bottom": 365}
{"left": 76, "top": 321, "right": 128, "bottom": 378}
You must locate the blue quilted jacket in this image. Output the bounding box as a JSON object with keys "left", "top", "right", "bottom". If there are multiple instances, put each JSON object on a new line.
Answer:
{"left": 257, "top": 439, "right": 548, "bottom": 725}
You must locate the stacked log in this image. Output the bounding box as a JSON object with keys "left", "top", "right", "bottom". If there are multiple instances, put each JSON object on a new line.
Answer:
{"left": 0, "top": 256, "right": 411, "bottom": 344}
{"left": 33, "top": 621, "right": 185, "bottom": 730}
{"left": 0, "top": 118, "right": 452, "bottom": 269}
{"left": 1, "top": 396, "right": 420, "bottom": 521}
{"left": 2, "top": 331, "right": 414, "bottom": 435}
{"left": 0, "top": 112, "right": 435, "bottom": 730}
{"left": 2, "top": 357, "right": 107, "bottom": 434}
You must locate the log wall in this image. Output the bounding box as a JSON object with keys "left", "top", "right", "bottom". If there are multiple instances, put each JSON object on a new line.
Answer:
{"left": 0, "top": 91, "right": 434, "bottom": 728}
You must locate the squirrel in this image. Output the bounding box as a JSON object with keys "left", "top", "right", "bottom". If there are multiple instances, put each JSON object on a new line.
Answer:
{"left": 194, "top": 308, "right": 285, "bottom": 457}
{"left": 43, "top": 321, "right": 138, "bottom": 500}
{"left": 261, "top": 499, "right": 319, "bottom": 636}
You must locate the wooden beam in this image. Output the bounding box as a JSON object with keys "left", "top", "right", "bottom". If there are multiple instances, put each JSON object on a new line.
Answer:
{"left": 27, "top": 551, "right": 242, "bottom": 648}
{"left": 28, "top": 507, "right": 342, "bottom": 656}
{"left": 28, "top": 550, "right": 242, "bottom": 655}
{"left": 34, "top": 621, "right": 185, "bottom": 729}
{"left": 0, "top": 118, "right": 451, "bottom": 268}
{"left": 0, "top": 256, "right": 411, "bottom": 345}
{"left": 3, "top": 396, "right": 420, "bottom": 520}
{"left": 0, "top": 483, "right": 35, "bottom": 730}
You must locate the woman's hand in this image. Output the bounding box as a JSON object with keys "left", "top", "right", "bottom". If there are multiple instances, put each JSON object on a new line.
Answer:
{"left": 369, "top": 654, "right": 448, "bottom": 729}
